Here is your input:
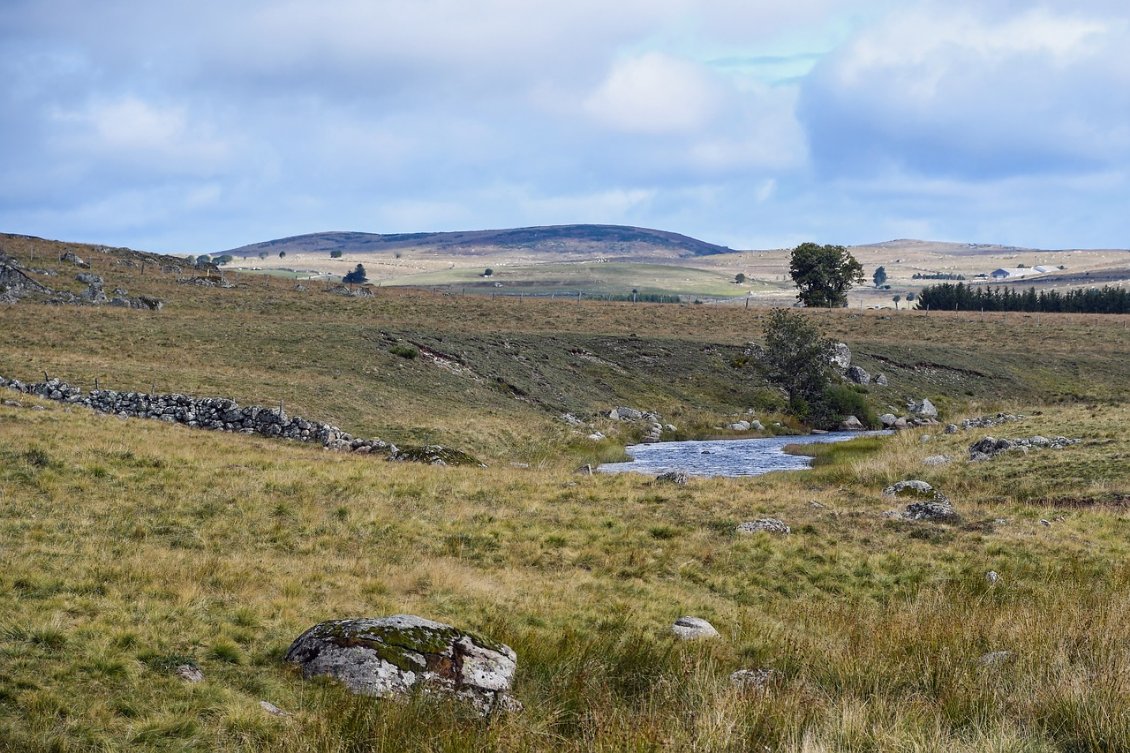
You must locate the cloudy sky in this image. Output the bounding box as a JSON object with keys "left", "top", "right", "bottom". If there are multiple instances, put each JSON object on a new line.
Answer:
{"left": 2, "top": 1, "right": 1128, "bottom": 253}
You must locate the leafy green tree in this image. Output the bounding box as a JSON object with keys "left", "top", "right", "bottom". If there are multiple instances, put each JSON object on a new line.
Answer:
{"left": 762, "top": 308, "right": 834, "bottom": 420}
{"left": 892, "top": 294, "right": 901, "bottom": 310}
{"left": 873, "top": 266, "right": 887, "bottom": 286}
{"left": 789, "top": 242, "right": 864, "bottom": 307}
{"left": 343, "top": 264, "right": 367, "bottom": 285}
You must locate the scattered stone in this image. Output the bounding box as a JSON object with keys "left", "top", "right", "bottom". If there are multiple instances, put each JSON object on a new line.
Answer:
{"left": 879, "top": 413, "right": 898, "bottom": 428}
{"left": 610, "top": 406, "right": 644, "bottom": 421}
{"left": 874, "top": 373, "right": 888, "bottom": 386}
{"left": 840, "top": 415, "right": 864, "bottom": 431}
{"left": 728, "top": 420, "right": 751, "bottom": 431}
{"left": 259, "top": 701, "right": 290, "bottom": 717}
{"left": 730, "top": 668, "right": 779, "bottom": 691}
{"left": 978, "top": 651, "right": 1014, "bottom": 667}
{"left": 656, "top": 470, "right": 689, "bottom": 485}
{"left": 561, "top": 413, "right": 583, "bottom": 426}
{"left": 59, "top": 251, "right": 89, "bottom": 268}
{"left": 845, "top": 365, "right": 870, "bottom": 385}
{"left": 284, "top": 615, "right": 519, "bottom": 716}
{"left": 736, "top": 518, "right": 790, "bottom": 535}
{"left": 587, "top": 432, "right": 606, "bottom": 441}
{"left": 962, "top": 412, "right": 1024, "bottom": 430}
{"left": 923, "top": 455, "right": 950, "bottom": 467}
{"left": 2, "top": 400, "right": 21, "bottom": 408}
{"left": 969, "top": 435, "right": 1078, "bottom": 461}
{"left": 175, "top": 664, "right": 205, "bottom": 683}
{"left": 671, "top": 616, "right": 719, "bottom": 640}
{"left": 392, "top": 445, "right": 483, "bottom": 467}
{"left": 985, "top": 570, "right": 999, "bottom": 586}
{"left": 944, "top": 424, "right": 959, "bottom": 434}
{"left": 1040, "top": 519, "right": 1051, "bottom": 527}
{"left": 830, "top": 342, "right": 851, "bottom": 370}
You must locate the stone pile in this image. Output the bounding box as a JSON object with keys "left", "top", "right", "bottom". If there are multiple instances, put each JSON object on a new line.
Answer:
{"left": 883, "top": 480, "right": 958, "bottom": 522}
{"left": 961, "top": 413, "right": 1024, "bottom": 429}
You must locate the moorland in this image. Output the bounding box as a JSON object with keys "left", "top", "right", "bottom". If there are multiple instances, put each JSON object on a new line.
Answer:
{"left": 1, "top": 232, "right": 1129, "bottom": 752}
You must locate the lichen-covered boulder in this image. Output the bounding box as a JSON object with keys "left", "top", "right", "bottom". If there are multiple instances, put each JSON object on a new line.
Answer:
{"left": 284, "top": 615, "right": 518, "bottom": 715}
{"left": 883, "top": 480, "right": 958, "bottom": 521}
{"left": 736, "top": 519, "right": 790, "bottom": 535}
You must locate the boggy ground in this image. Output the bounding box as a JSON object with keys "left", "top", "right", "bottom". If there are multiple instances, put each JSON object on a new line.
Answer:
{"left": 2, "top": 236, "right": 1130, "bottom": 751}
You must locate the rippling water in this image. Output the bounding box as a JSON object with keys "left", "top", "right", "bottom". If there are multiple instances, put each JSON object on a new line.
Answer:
{"left": 599, "top": 431, "right": 890, "bottom": 478}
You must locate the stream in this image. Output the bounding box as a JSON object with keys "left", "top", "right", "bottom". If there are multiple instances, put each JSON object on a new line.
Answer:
{"left": 599, "top": 431, "right": 890, "bottom": 478}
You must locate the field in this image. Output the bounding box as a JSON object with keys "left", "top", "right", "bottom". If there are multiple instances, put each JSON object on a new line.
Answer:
{"left": 226, "top": 236, "right": 1130, "bottom": 308}
{"left": 2, "top": 235, "right": 1130, "bottom": 751}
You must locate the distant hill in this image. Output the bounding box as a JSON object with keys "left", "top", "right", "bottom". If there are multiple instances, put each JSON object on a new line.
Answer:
{"left": 219, "top": 224, "right": 731, "bottom": 260}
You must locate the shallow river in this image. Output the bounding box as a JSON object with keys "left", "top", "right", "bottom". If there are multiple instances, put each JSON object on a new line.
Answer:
{"left": 599, "top": 431, "right": 889, "bottom": 478}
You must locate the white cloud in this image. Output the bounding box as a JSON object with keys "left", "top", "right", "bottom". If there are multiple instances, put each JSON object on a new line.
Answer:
{"left": 800, "top": 4, "right": 1130, "bottom": 178}
{"left": 583, "top": 53, "right": 725, "bottom": 134}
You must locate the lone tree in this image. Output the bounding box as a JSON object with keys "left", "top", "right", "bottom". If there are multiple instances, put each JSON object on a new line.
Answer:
{"left": 892, "top": 294, "right": 902, "bottom": 310}
{"left": 483, "top": 268, "right": 494, "bottom": 278}
{"left": 789, "top": 242, "right": 864, "bottom": 307}
{"left": 343, "top": 264, "right": 368, "bottom": 285}
{"left": 873, "top": 266, "right": 887, "bottom": 287}
{"left": 762, "top": 308, "right": 834, "bottom": 418}
{"left": 330, "top": 250, "right": 343, "bottom": 259}
{"left": 735, "top": 272, "right": 746, "bottom": 284}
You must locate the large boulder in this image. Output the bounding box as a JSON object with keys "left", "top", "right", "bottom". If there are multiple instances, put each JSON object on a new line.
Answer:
{"left": 840, "top": 415, "right": 864, "bottom": 431}
{"left": 284, "top": 615, "right": 518, "bottom": 715}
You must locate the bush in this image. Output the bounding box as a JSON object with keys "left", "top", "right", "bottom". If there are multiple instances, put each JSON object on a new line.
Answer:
{"left": 821, "top": 384, "right": 878, "bottom": 429}
{"left": 390, "top": 345, "right": 418, "bottom": 359}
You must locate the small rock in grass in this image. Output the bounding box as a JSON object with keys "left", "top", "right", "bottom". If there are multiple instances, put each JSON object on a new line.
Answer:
{"left": 259, "top": 700, "right": 290, "bottom": 717}
{"left": 978, "top": 651, "right": 1014, "bottom": 667}
{"left": 671, "top": 616, "right": 719, "bottom": 640}
{"left": 736, "top": 519, "right": 790, "bottom": 535}
{"left": 923, "top": 455, "right": 950, "bottom": 467}
{"left": 175, "top": 664, "right": 205, "bottom": 683}
{"left": 985, "top": 570, "right": 999, "bottom": 586}
{"left": 730, "top": 668, "right": 779, "bottom": 691}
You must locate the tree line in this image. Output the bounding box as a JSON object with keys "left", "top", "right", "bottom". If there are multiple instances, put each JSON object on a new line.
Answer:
{"left": 917, "top": 282, "right": 1130, "bottom": 314}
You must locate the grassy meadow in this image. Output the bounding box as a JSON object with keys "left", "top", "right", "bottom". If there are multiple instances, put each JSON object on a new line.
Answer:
{"left": 2, "top": 235, "right": 1130, "bottom": 751}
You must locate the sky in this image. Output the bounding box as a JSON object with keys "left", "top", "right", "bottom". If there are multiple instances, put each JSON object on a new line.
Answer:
{"left": 1, "top": 0, "right": 1128, "bottom": 254}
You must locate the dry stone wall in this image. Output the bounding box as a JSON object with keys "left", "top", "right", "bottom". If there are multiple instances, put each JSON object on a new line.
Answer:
{"left": 0, "top": 375, "right": 395, "bottom": 456}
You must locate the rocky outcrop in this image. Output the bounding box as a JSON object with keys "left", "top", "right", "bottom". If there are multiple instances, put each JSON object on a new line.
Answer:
{"left": 907, "top": 398, "right": 938, "bottom": 419}
{"left": 0, "top": 257, "right": 55, "bottom": 302}
{"left": 284, "top": 615, "right": 518, "bottom": 715}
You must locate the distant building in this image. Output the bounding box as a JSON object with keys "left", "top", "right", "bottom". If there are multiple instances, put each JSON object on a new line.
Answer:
{"left": 990, "top": 267, "right": 1049, "bottom": 280}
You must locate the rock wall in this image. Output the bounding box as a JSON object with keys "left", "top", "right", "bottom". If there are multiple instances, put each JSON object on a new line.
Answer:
{"left": 0, "top": 375, "right": 395, "bottom": 456}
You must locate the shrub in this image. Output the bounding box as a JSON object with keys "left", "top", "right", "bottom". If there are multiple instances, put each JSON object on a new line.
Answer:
{"left": 390, "top": 345, "right": 419, "bottom": 359}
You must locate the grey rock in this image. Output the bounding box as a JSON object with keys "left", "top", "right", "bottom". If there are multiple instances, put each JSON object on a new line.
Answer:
{"left": 736, "top": 518, "right": 790, "bottom": 535}
{"left": 879, "top": 413, "right": 898, "bottom": 428}
{"left": 175, "top": 664, "right": 205, "bottom": 683}
{"left": 944, "top": 424, "right": 959, "bottom": 434}
{"left": 883, "top": 480, "right": 957, "bottom": 521}
{"left": 923, "top": 455, "right": 950, "bottom": 467}
{"left": 611, "top": 406, "right": 644, "bottom": 421}
{"left": 907, "top": 398, "right": 938, "bottom": 418}
{"left": 830, "top": 342, "right": 851, "bottom": 370}
{"left": 730, "top": 668, "right": 779, "bottom": 691}
{"left": 656, "top": 470, "right": 689, "bottom": 485}
{"left": 284, "top": 615, "right": 518, "bottom": 715}
{"left": 75, "top": 272, "right": 103, "bottom": 286}
{"left": 671, "top": 616, "right": 719, "bottom": 640}
{"left": 874, "top": 373, "right": 888, "bottom": 386}
{"left": 259, "top": 700, "right": 290, "bottom": 717}
{"left": 728, "top": 420, "right": 751, "bottom": 431}
{"left": 840, "top": 415, "right": 864, "bottom": 431}
{"left": 978, "top": 651, "right": 1014, "bottom": 667}
{"left": 845, "top": 365, "right": 870, "bottom": 385}
{"left": 985, "top": 570, "right": 1000, "bottom": 586}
